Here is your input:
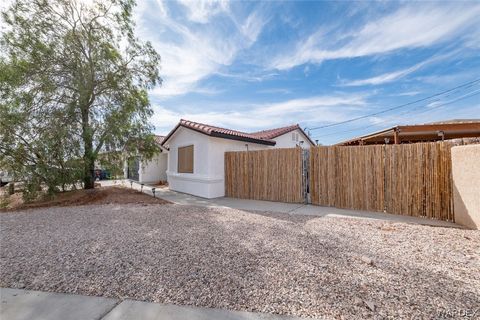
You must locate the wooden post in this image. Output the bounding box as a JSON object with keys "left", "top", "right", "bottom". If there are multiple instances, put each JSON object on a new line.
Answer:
{"left": 393, "top": 128, "right": 400, "bottom": 144}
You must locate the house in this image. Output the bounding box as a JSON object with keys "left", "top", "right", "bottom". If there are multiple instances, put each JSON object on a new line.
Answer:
{"left": 124, "top": 135, "right": 169, "bottom": 184}
{"left": 0, "top": 170, "right": 13, "bottom": 187}
{"left": 337, "top": 119, "right": 480, "bottom": 146}
{"left": 160, "top": 119, "right": 315, "bottom": 198}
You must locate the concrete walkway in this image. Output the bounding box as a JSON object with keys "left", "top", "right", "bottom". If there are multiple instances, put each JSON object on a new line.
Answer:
{"left": 0, "top": 288, "right": 309, "bottom": 320}
{"left": 100, "top": 180, "right": 460, "bottom": 228}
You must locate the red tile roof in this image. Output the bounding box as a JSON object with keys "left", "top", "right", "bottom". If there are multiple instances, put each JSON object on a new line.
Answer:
{"left": 161, "top": 119, "right": 316, "bottom": 147}
{"left": 154, "top": 135, "right": 165, "bottom": 145}
{"left": 163, "top": 119, "right": 276, "bottom": 145}
{"left": 250, "top": 124, "right": 301, "bottom": 139}
{"left": 251, "top": 124, "right": 316, "bottom": 146}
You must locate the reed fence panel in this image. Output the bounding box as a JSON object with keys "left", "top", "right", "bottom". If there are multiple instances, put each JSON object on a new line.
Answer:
{"left": 310, "top": 143, "right": 454, "bottom": 221}
{"left": 225, "top": 148, "right": 303, "bottom": 203}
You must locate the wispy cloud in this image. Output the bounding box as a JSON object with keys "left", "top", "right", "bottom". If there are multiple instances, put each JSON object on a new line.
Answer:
{"left": 341, "top": 64, "right": 423, "bottom": 86}
{"left": 392, "top": 91, "right": 422, "bottom": 97}
{"left": 339, "top": 52, "right": 456, "bottom": 86}
{"left": 136, "top": 1, "right": 268, "bottom": 97}
{"left": 176, "top": 0, "right": 229, "bottom": 24}
{"left": 151, "top": 93, "right": 369, "bottom": 134}
{"left": 215, "top": 70, "right": 279, "bottom": 82}
{"left": 257, "top": 88, "right": 292, "bottom": 95}
{"left": 271, "top": 4, "right": 480, "bottom": 70}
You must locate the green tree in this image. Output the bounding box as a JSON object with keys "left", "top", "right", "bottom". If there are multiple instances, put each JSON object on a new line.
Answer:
{"left": 0, "top": 0, "right": 161, "bottom": 190}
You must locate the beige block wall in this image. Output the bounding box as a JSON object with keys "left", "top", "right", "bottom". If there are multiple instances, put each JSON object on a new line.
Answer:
{"left": 451, "top": 144, "right": 480, "bottom": 229}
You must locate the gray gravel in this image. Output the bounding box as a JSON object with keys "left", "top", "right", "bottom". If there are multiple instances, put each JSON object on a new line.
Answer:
{"left": 1, "top": 204, "right": 479, "bottom": 319}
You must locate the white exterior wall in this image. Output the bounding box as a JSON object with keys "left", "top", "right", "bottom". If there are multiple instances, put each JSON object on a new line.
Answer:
{"left": 124, "top": 151, "right": 168, "bottom": 184}
{"left": 139, "top": 152, "right": 168, "bottom": 184}
{"left": 166, "top": 127, "right": 211, "bottom": 197}
{"left": 204, "top": 136, "right": 272, "bottom": 198}
{"left": 166, "top": 127, "right": 271, "bottom": 198}
{"left": 273, "top": 129, "right": 313, "bottom": 149}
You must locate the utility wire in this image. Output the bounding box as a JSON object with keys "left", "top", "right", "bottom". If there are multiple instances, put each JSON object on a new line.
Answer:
{"left": 312, "top": 89, "right": 480, "bottom": 140}
{"left": 306, "top": 78, "right": 480, "bottom": 131}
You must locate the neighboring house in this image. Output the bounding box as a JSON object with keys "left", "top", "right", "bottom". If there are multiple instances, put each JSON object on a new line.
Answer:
{"left": 337, "top": 119, "right": 480, "bottom": 146}
{"left": 161, "top": 119, "right": 315, "bottom": 198}
{"left": 0, "top": 170, "right": 13, "bottom": 187}
{"left": 124, "top": 135, "right": 168, "bottom": 184}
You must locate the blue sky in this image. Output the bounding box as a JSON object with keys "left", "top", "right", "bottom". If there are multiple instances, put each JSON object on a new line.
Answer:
{"left": 134, "top": 0, "right": 480, "bottom": 145}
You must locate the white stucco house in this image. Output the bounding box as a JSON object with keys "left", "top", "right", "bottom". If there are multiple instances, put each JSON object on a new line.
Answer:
{"left": 160, "top": 119, "right": 315, "bottom": 198}
{"left": 124, "top": 135, "right": 168, "bottom": 184}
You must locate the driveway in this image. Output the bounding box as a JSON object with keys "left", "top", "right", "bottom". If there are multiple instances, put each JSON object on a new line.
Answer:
{"left": 102, "top": 180, "right": 460, "bottom": 228}
{"left": 1, "top": 203, "right": 478, "bottom": 319}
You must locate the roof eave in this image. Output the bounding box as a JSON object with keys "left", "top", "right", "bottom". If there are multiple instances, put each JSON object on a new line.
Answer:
{"left": 210, "top": 131, "right": 276, "bottom": 146}
{"left": 161, "top": 122, "right": 277, "bottom": 147}
{"left": 297, "top": 126, "right": 317, "bottom": 146}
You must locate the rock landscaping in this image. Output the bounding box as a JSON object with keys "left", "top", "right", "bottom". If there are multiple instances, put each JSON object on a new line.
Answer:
{"left": 1, "top": 204, "right": 479, "bottom": 319}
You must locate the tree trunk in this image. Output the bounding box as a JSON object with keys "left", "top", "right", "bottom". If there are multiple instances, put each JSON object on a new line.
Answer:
{"left": 81, "top": 103, "right": 95, "bottom": 189}
{"left": 8, "top": 182, "right": 15, "bottom": 195}
{"left": 83, "top": 153, "right": 95, "bottom": 189}
{"left": 83, "top": 129, "right": 95, "bottom": 189}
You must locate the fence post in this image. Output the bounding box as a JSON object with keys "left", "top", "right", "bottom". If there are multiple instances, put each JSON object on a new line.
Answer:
{"left": 302, "top": 148, "right": 310, "bottom": 204}
{"left": 383, "top": 144, "right": 387, "bottom": 212}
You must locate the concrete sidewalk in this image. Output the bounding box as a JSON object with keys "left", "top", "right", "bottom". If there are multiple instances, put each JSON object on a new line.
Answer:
{"left": 100, "top": 180, "right": 460, "bottom": 228}
{"left": 0, "top": 288, "right": 309, "bottom": 320}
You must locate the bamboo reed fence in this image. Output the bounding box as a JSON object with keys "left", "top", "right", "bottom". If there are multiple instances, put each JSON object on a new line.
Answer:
{"left": 225, "top": 148, "right": 303, "bottom": 203}
{"left": 310, "top": 143, "right": 454, "bottom": 221}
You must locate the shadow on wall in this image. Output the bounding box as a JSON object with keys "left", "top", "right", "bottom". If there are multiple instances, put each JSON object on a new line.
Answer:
{"left": 451, "top": 144, "right": 480, "bottom": 230}
{"left": 453, "top": 184, "right": 479, "bottom": 230}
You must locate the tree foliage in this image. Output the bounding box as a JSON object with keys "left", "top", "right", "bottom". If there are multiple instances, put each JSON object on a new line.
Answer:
{"left": 0, "top": 0, "right": 161, "bottom": 193}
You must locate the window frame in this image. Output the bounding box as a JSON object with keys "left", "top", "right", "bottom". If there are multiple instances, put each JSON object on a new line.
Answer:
{"left": 177, "top": 145, "right": 194, "bottom": 174}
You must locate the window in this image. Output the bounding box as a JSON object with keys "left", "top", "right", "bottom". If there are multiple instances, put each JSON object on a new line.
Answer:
{"left": 292, "top": 132, "right": 296, "bottom": 141}
{"left": 178, "top": 145, "right": 194, "bottom": 173}
{"left": 295, "top": 133, "right": 299, "bottom": 142}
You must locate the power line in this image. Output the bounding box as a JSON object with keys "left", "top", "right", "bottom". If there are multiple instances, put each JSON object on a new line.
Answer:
{"left": 311, "top": 89, "right": 480, "bottom": 140}
{"left": 306, "top": 78, "right": 480, "bottom": 131}
{"left": 312, "top": 89, "right": 480, "bottom": 139}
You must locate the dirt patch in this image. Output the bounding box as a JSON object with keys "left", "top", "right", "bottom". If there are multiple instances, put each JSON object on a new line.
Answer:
{"left": 0, "top": 186, "right": 169, "bottom": 211}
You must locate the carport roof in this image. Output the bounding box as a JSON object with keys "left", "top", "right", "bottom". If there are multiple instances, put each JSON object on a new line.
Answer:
{"left": 337, "top": 120, "right": 480, "bottom": 145}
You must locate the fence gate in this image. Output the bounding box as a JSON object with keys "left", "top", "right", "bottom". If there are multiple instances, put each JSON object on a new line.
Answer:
{"left": 302, "top": 149, "right": 310, "bottom": 204}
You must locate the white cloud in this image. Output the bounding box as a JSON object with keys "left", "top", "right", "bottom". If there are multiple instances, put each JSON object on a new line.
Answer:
{"left": 215, "top": 70, "right": 279, "bottom": 82}
{"left": 257, "top": 95, "right": 367, "bottom": 115}
{"left": 177, "top": 0, "right": 229, "bottom": 24}
{"left": 392, "top": 91, "right": 422, "bottom": 97}
{"left": 151, "top": 93, "right": 368, "bottom": 134}
{"left": 338, "top": 52, "right": 456, "bottom": 86}
{"left": 271, "top": 4, "right": 480, "bottom": 70}
{"left": 257, "top": 88, "right": 292, "bottom": 95}
{"left": 341, "top": 68, "right": 418, "bottom": 87}
{"left": 237, "top": 9, "right": 268, "bottom": 44}
{"left": 136, "top": 1, "right": 267, "bottom": 97}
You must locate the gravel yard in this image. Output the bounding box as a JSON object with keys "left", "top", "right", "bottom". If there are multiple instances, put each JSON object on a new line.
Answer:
{"left": 1, "top": 204, "right": 479, "bottom": 319}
